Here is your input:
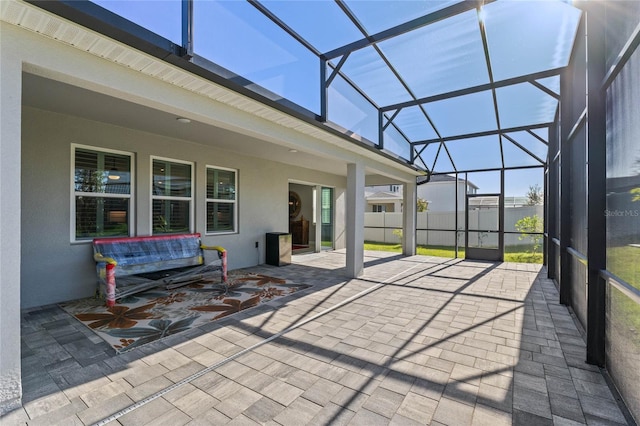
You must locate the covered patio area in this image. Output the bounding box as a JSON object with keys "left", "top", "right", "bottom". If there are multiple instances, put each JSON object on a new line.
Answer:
{"left": 7, "top": 252, "right": 631, "bottom": 425}
{"left": 1, "top": 0, "right": 639, "bottom": 421}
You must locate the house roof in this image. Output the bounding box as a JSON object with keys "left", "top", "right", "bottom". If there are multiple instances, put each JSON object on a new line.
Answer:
{"left": 417, "top": 174, "right": 478, "bottom": 189}
{"left": 365, "top": 191, "right": 403, "bottom": 202}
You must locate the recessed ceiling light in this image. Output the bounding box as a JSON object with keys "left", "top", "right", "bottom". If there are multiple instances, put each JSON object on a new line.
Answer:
{"left": 176, "top": 117, "right": 191, "bottom": 124}
{"left": 289, "top": 149, "right": 298, "bottom": 153}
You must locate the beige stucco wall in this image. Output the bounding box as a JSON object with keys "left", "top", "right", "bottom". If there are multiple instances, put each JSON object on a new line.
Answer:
{"left": 0, "top": 20, "right": 23, "bottom": 415}
{"left": 1, "top": 8, "right": 361, "bottom": 312}
{"left": 21, "top": 106, "right": 347, "bottom": 308}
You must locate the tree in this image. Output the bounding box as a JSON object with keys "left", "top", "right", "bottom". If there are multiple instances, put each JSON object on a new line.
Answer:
{"left": 417, "top": 198, "right": 428, "bottom": 212}
{"left": 525, "top": 184, "right": 543, "bottom": 206}
{"left": 515, "top": 214, "right": 543, "bottom": 254}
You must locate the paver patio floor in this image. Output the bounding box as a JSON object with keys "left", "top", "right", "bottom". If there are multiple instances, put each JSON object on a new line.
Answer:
{"left": 4, "top": 251, "right": 632, "bottom": 425}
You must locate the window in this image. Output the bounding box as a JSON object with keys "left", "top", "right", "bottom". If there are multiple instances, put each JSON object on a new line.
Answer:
{"left": 372, "top": 204, "right": 385, "bottom": 212}
{"left": 72, "top": 145, "right": 133, "bottom": 241}
{"left": 152, "top": 157, "right": 193, "bottom": 234}
{"left": 206, "top": 166, "right": 237, "bottom": 233}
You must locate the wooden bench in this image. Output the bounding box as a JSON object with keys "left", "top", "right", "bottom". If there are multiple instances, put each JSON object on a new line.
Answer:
{"left": 93, "top": 233, "right": 227, "bottom": 307}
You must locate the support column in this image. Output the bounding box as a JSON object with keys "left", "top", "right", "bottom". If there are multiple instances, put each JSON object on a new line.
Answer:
{"left": 403, "top": 180, "right": 417, "bottom": 256}
{"left": 0, "top": 35, "right": 23, "bottom": 414}
{"left": 346, "top": 162, "right": 365, "bottom": 278}
{"left": 584, "top": 2, "right": 606, "bottom": 366}
{"left": 315, "top": 185, "right": 322, "bottom": 252}
{"left": 547, "top": 119, "right": 559, "bottom": 280}
{"left": 559, "top": 39, "right": 576, "bottom": 307}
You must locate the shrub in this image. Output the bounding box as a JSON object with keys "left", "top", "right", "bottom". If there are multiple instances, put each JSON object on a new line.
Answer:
{"left": 515, "top": 214, "right": 543, "bottom": 254}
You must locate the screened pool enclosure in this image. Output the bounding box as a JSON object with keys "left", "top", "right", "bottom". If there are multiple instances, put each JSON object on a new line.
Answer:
{"left": 55, "top": 0, "right": 574, "bottom": 172}
{"left": 21, "top": 0, "right": 640, "bottom": 422}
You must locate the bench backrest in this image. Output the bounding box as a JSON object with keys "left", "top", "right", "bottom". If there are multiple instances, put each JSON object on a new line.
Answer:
{"left": 93, "top": 233, "right": 204, "bottom": 277}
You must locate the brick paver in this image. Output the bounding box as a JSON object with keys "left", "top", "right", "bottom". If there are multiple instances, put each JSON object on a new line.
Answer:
{"left": 6, "top": 251, "right": 632, "bottom": 425}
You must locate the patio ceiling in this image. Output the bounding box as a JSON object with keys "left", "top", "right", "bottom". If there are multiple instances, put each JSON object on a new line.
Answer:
{"left": 36, "top": 0, "right": 583, "bottom": 174}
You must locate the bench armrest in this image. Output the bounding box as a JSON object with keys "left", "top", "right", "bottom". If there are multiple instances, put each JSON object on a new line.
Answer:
{"left": 94, "top": 253, "right": 117, "bottom": 265}
{"left": 93, "top": 253, "right": 118, "bottom": 307}
{"left": 200, "top": 245, "right": 226, "bottom": 254}
{"left": 200, "top": 245, "right": 227, "bottom": 282}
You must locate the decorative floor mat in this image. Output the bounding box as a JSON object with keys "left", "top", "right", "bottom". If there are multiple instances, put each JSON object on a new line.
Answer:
{"left": 61, "top": 274, "right": 311, "bottom": 353}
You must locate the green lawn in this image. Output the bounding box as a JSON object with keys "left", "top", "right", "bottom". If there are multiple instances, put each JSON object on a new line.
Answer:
{"left": 606, "top": 246, "right": 640, "bottom": 348}
{"left": 504, "top": 245, "right": 543, "bottom": 264}
{"left": 607, "top": 246, "right": 640, "bottom": 290}
{"left": 363, "top": 241, "right": 543, "bottom": 264}
{"left": 609, "top": 285, "right": 640, "bottom": 348}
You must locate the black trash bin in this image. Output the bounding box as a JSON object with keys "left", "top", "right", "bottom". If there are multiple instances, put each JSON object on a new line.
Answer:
{"left": 266, "top": 232, "right": 292, "bottom": 266}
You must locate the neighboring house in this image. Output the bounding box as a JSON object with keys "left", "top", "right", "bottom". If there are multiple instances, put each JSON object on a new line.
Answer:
{"left": 365, "top": 185, "right": 403, "bottom": 212}
{"left": 365, "top": 191, "right": 403, "bottom": 213}
{"left": 365, "top": 175, "right": 478, "bottom": 213}
{"left": 367, "top": 176, "right": 529, "bottom": 213}
{"left": 417, "top": 174, "right": 478, "bottom": 212}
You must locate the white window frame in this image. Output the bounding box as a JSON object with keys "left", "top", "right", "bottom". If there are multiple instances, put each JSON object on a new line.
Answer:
{"left": 150, "top": 156, "right": 194, "bottom": 235}
{"left": 71, "top": 144, "right": 135, "bottom": 243}
{"left": 206, "top": 165, "right": 238, "bottom": 235}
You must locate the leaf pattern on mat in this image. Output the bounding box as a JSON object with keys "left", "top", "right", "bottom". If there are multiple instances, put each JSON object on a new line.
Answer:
{"left": 75, "top": 303, "right": 157, "bottom": 329}
{"left": 122, "top": 291, "right": 168, "bottom": 303}
{"left": 149, "top": 292, "right": 188, "bottom": 306}
{"left": 114, "top": 338, "right": 135, "bottom": 350}
{"left": 189, "top": 285, "right": 261, "bottom": 299}
{"left": 190, "top": 296, "right": 261, "bottom": 319}
{"left": 252, "top": 287, "right": 286, "bottom": 300}
{"left": 64, "top": 274, "right": 311, "bottom": 353}
{"left": 105, "top": 316, "right": 199, "bottom": 350}
{"left": 234, "top": 274, "right": 286, "bottom": 286}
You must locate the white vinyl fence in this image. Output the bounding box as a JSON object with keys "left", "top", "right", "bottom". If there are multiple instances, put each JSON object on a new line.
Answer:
{"left": 365, "top": 205, "right": 544, "bottom": 247}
